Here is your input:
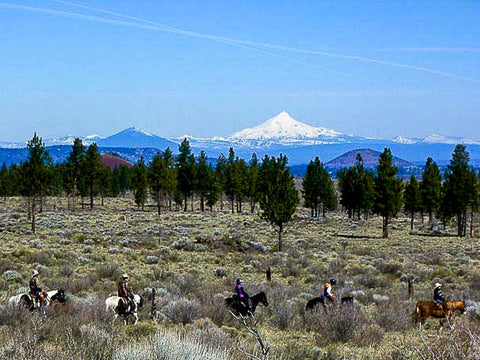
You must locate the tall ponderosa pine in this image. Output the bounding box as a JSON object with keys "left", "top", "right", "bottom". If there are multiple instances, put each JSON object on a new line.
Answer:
{"left": 373, "top": 148, "right": 403, "bottom": 238}
{"left": 302, "top": 156, "right": 336, "bottom": 218}
{"left": 82, "top": 143, "right": 104, "bottom": 208}
{"left": 420, "top": 157, "right": 441, "bottom": 226}
{"left": 195, "top": 150, "right": 213, "bottom": 212}
{"left": 215, "top": 154, "right": 227, "bottom": 211}
{"left": 0, "top": 162, "right": 13, "bottom": 203}
{"left": 23, "top": 133, "right": 51, "bottom": 233}
{"left": 148, "top": 153, "right": 167, "bottom": 215}
{"left": 404, "top": 174, "right": 422, "bottom": 230}
{"left": 337, "top": 154, "right": 374, "bottom": 219}
{"left": 442, "top": 144, "right": 475, "bottom": 237}
{"left": 258, "top": 154, "right": 299, "bottom": 251}
{"left": 246, "top": 153, "right": 260, "bottom": 213}
{"left": 132, "top": 156, "right": 148, "bottom": 210}
{"left": 65, "top": 138, "right": 86, "bottom": 210}
{"left": 162, "top": 147, "right": 177, "bottom": 211}
{"left": 225, "top": 148, "right": 247, "bottom": 213}
{"left": 176, "top": 139, "right": 195, "bottom": 211}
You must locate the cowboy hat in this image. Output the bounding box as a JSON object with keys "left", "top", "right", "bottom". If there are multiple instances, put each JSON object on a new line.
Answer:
{"left": 435, "top": 282, "right": 442, "bottom": 288}
{"left": 32, "top": 269, "right": 39, "bottom": 276}
{"left": 122, "top": 273, "right": 129, "bottom": 278}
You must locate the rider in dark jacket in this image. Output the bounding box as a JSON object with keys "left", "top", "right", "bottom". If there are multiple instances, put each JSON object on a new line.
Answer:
{"left": 118, "top": 274, "right": 136, "bottom": 314}
{"left": 433, "top": 282, "right": 446, "bottom": 311}
{"left": 235, "top": 278, "right": 251, "bottom": 312}
{"left": 29, "top": 269, "right": 46, "bottom": 307}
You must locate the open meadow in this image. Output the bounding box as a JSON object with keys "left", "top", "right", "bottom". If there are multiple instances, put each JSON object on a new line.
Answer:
{"left": 1, "top": 196, "right": 479, "bottom": 359}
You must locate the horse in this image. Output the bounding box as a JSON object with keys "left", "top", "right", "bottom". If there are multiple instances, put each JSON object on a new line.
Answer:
{"left": 225, "top": 291, "right": 269, "bottom": 317}
{"left": 7, "top": 289, "right": 67, "bottom": 312}
{"left": 305, "top": 295, "right": 354, "bottom": 311}
{"left": 414, "top": 300, "right": 466, "bottom": 326}
{"left": 105, "top": 294, "right": 144, "bottom": 325}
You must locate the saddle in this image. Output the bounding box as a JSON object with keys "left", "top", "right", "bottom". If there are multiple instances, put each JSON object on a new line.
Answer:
{"left": 29, "top": 290, "right": 47, "bottom": 305}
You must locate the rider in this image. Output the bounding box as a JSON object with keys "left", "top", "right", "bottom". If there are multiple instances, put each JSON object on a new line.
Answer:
{"left": 433, "top": 282, "right": 446, "bottom": 311}
{"left": 323, "top": 278, "right": 337, "bottom": 305}
{"left": 118, "top": 273, "right": 136, "bottom": 314}
{"left": 29, "top": 269, "right": 46, "bottom": 307}
{"left": 235, "top": 278, "right": 252, "bottom": 312}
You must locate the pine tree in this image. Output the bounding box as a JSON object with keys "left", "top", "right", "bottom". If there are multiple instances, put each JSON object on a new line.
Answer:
{"left": 215, "top": 153, "right": 227, "bottom": 211}
{"left": 148, "top": 153, "right": 166, "bottom": 215}
{"left": 132, "top": 156, "right": 148, "bottom": 211}
{"left": 258, "top": 154, "right": 299, "bottom": 251}
{"left": 195, "top": 150, "right": 212, "bottom": 212}
{"left": 23, "top": 133, "right": 51, "bottom": 233}
{"left": 302, "top": 157, "right": 337, "bottom": 218}
{"left": 404, "top": 174, "right": 421, "bottom": 230}
{"left": 373, "top": 148, "right": 403, "bottom": 238}
{"left": 82, "top": 143, "right": 103, "bottom": 208}
{"left": 64, "top": 138, "right": 86, "bottom": 210}
{"left": 176, "top": 139, "right": 195, "bottom": 211}
{"left": 162, "top": 147, "right": 177, "bottom": 211}
{"left": 0, "top": 162, "right": 12, "bottom": 203}
{"left": 442, "top": 144, "right": 474, "bottom": 237}
{"left": 337, "top": 154, "right": 374, "bottom": 219}
{"left": 302, "top": 157, "right": 322, "bottom": 217}
{"left": 420, "top": 157, "right": 441, "bottom": 226}
{"left": 247, "top": 153, "right": 260, "bottom": 213}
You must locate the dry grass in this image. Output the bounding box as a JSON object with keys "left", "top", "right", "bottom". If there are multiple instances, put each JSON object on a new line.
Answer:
{"left": 0, "top": 196, "right": 479, "bottom": 359}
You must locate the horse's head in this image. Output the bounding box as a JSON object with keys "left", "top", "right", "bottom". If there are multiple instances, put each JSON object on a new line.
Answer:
{"left": 50, "top": 289, "right": 67, "bottom": 303}
{"left": 134, "top": 294, "right": 144, "bottom": 309}
{"left": 259, "top": 291, "right": 269, "bottom": 306}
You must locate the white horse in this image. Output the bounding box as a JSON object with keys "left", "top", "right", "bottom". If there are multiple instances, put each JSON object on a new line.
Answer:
{"left": 8, "top": 289, "right": 67, "bottom": 312}
{"left": 105, "top": 294, "right": 143, "bottom": 325}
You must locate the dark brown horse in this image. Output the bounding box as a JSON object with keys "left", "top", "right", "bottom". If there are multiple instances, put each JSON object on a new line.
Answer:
{"left": 306, "top": 295, "right": 354, "bottom": 311}
{"left": 414, "top": 300, "right": 466, "bottom": 325}
{"left": 225, "top": 291, "right": 269, "bottom": 316}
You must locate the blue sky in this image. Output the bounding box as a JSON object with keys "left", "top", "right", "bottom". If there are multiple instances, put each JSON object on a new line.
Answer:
{"left": 0, "top": 0, "right": 479, "bottom": 142}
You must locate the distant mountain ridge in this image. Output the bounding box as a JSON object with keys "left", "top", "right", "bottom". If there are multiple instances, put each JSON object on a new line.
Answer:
{"left": 326, "top": 149, "right": 417, "bottom": 169}
{"left": 1, "top": 112, "right": 479, "bottom": 167}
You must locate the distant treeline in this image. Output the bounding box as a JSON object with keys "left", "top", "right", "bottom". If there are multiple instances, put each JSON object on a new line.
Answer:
{"left": 1, "top": 134, "right": 479, "bottom": 242}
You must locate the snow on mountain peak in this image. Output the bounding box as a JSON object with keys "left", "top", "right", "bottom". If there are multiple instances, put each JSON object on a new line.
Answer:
{"left": 125, "top": 126, "right": 153, "bottom": 137}
{"left": 230, "top": 111, "right": 341, "bottom": 140}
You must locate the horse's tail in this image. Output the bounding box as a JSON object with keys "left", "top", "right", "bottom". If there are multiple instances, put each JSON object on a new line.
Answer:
{"left": 413, "top": 303, "right": 420, "bottom": 323}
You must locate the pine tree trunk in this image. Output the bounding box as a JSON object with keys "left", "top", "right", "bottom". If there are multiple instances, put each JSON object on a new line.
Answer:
{"left": 31, "top": 195, "right": 36, "bottom": 233}
{"left": 382, "top": 215, "right": 389, "bottom": 238}
{"left": 278, "top": 224, "right": 283, "bottom": 252}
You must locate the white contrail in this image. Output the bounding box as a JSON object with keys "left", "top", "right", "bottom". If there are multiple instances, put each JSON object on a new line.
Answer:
{"left": 1, "top": 1, "right": 350, "bottom": 77}
{"left": 366, "top": 47, "right": 480, "bottom": 52}
{"left": 2, "top": 1, "right": 478, "bottom": 81}
{"left": 47, "top": 0, "right": 479, "bottom": 82}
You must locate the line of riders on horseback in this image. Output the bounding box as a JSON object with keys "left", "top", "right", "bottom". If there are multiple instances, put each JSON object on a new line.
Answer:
{"left": 9, "top": 270, "right": 465, "bottom": 326}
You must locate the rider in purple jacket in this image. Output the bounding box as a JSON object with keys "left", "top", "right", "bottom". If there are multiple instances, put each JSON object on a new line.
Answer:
{"left": 235, "top": 278, "right": 251, "bottom": 311}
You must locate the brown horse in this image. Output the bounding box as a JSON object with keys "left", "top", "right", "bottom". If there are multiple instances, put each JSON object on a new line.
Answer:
{"left": 414, "top": 300, "right": 466, "bottom": 325}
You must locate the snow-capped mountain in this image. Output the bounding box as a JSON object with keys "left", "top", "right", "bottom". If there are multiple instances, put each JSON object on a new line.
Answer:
{"left": 45, "top": 134, "right": 104, "bottom": 146}
{"left": 98, "top": 127, "right": 178, "bottom": 149}
{"left": 227, "top": 111, "right": 364, "bottom": 147}
{"left": 393, "top": 134, "right": 480, "bottom": 145}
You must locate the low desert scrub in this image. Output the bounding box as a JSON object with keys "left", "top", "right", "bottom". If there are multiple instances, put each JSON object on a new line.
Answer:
{"left": 372, "top": 298, "right": 414, "bottom": 332}
{"left": 305, "top": 306, "right": 367, "bottom": 345}
{"left": 113, "top": 328, "right": 232, "bottom": 360}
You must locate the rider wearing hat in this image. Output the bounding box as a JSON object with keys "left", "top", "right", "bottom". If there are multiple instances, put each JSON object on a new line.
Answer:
{"left": 323, "top": 278, "right": 337, "bottom": 305}
{"left": 29, "top": 269, "right": 46, "bottom": 307}
{"left": 118, "top": 273, "right": 136, "bottom": 314}
{"left": 235, "top": 278, "right": 252, "bottom": 312}
{"left": 433, "top": 282, "right": 446, "bottom": 311}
